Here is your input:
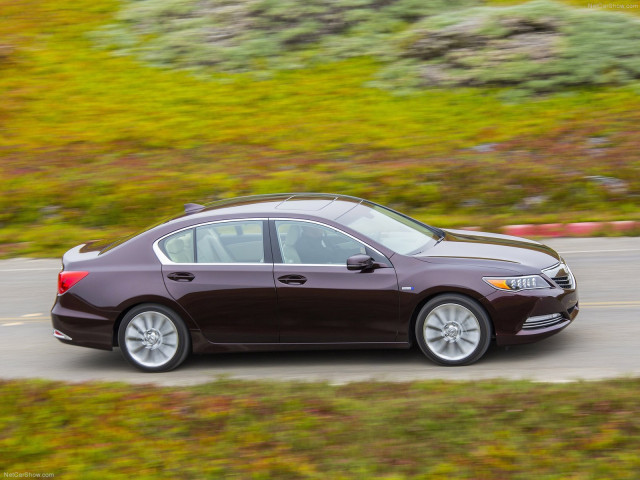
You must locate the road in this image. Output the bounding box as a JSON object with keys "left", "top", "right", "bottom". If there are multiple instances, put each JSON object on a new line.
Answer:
{"left": 1, "top": 237, "right": 639, "bottom": 385}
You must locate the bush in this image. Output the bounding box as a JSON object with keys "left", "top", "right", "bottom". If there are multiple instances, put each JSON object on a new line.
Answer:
{"left": 93, "top": 0, "right": 478, "bottom": 72}
{"left": 96, "top": 0, "right": 640, "bottom": 93}
{"left": 379, "top": 0, "right": 640, "bottom": 92}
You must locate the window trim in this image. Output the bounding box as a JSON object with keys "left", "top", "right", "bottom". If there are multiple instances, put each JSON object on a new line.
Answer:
{"left": 153, "top": 217, "right": 391, "bottom": 267}
{"left": 153, "top": 218, "right": 271, "bottom": 266}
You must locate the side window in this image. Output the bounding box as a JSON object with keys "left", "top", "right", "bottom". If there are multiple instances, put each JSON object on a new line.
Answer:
{"left": 196, "top": 221, "right": 264, "bottom": 263}
{"left": 159, "top": 229, "right": 194, "bottom": 263}
{"left": 275, "top": 220, "right": 367, "bottom": 265}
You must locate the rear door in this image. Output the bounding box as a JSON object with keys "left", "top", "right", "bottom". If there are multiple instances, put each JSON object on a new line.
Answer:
{"left": 158, "top": 219, "right": 279, "bottom": 343}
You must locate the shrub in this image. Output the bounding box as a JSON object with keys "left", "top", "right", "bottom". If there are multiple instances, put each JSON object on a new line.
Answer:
{"left": 95, "top": 0, "right": 640, "bottom": 93}
{"left": 93, "top": 0, "right": 478, "bottom": 72}
{"left": 379, "top": 0, "right": 640, "bottom": 92}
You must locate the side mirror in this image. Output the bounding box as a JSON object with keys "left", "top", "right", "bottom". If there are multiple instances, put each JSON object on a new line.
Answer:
{"left": 347, "top": 254, "right": 374, "bottom": 271}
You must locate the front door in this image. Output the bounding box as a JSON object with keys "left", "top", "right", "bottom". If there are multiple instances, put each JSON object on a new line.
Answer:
{"left": 271, "top": 219, "right": 400, "bottom": 343}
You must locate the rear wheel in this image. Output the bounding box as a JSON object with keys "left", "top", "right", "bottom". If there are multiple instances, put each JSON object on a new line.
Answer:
{"left": 118, "top": 304, "right": 190, "bottom": 372}
{"left": 415, "top": 294, "right": 491, "bottom": 366}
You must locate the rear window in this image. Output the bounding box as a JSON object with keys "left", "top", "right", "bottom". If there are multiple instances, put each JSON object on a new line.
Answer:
{"left": 158, "top": 229, "right": 195, "bottom": 263}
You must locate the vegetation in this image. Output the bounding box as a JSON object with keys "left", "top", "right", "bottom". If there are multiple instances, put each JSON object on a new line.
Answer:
{"left": 0, "top": 0, "right": 639, "bottom": 257}
{"left": 383, "top": 1, "right": 640, "bottom": 93}
{"left": 97, "top": 0, "right": 640, "bottom": 94}
{"left": 1, "top": 378, "right": 639, "bottom": 478}
{"left": 93, "top": 0, "right": 479, "bottom": 73}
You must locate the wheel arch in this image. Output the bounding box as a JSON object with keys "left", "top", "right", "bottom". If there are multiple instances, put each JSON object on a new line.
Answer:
{"left": 407, "top": 288, "right": 495, "bottom": 347}
{"left": 112, "top": 297, "right": 197, "bottom": 347}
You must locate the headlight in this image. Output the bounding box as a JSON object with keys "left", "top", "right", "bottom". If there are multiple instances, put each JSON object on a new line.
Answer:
{"left": 482, "top": 275, "right": 550, "bottom": 292}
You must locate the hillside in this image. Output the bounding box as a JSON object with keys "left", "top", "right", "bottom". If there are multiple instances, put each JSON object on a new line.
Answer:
{"left": 1, "top": 0, "right": 639, "bottom": 256}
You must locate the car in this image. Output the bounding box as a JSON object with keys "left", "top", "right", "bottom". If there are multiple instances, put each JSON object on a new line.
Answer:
{"left": 52, "top": 193, "right": 579, "bottom": 372}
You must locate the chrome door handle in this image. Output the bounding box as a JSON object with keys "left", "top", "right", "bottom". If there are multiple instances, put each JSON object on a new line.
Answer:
{"left": 167, "top": 272, "right": 195, "bottom": 282}
{"left": 277, "top": 274, "right": 307, "bottom": 285}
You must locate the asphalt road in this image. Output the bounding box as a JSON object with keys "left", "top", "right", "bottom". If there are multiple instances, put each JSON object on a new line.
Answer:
{"left": 1, "top": 237, "right": 639, "bottom": 385}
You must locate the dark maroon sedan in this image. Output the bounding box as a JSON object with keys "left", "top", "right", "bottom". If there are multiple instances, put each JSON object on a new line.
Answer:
{"left": 52, "top": 193, "right": 578, "bottom": 372}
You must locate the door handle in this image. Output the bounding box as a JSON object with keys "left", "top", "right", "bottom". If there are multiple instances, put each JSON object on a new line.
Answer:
{"left": 277, "top": 274, "right": 307, "bottom": 285}
{"left": 167, "top": 272, "right": 195, "bottom": 282}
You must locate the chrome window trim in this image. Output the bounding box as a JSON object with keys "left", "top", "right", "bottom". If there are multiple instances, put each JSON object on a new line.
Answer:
{"left": 275, "top": 264, "right": 351, "bottom": 268}
{"left": 153, "top": 217, "right": 389, "bottom": 266}
{"left": 271, "top": 217, "right": 388, "bottom": 266}
{"left": 153, "top": 218, "right": 267, "bottom": 266}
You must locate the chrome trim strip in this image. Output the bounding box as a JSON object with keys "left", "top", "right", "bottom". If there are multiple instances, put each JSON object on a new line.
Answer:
{"left": 277, "top": 264, "right": 353, "bottom": 268}
{"left": 53, "top": 329, "right": 72, "bottom": 341}
{"left": 542, "top": 261, "right": 575, "bottom": 290}
{"left": 528, "top": 313, "right": 563, "bottom": 321}
{"left": 542, "top": 262, "right": 561, "bottom": 272}
{"left": 522, "top": 313, "right": 564, "bottom": 330}
{"left": 155, "top": 260, "right": 272, "bottom": 267}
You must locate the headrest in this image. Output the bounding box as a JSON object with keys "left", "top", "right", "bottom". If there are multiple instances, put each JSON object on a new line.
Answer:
{"left": 164, "top": 236, "right": 184, "bottom": 255}
{"left": 284, "top": 225, "right": 301, "bottom": 245}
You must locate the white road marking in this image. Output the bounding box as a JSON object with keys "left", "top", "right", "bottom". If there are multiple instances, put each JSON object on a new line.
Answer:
{"left": 582, "top": 301, "right": 640, "bottom": 305}
{"left": 0, "top": 268, "right": 60, "bottom": 272}
{"left": 2, "top": 322, "right": 24, "bottom": 326}
{"left": 559, "top": 248, "right": 640, "bottom": 254}
{"left": 581, "top": 301, "right": 640, "bottom": 307}
{"left": 22, "top": 313, "right": 43, "bottom": 317}
{"left": 0, "top": 316, "right": 49, "bottom": 321}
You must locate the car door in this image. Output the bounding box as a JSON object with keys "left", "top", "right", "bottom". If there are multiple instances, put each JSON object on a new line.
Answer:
{"left": 158, "top": 219, "right": 279, "bottom": 343}
{"left": 271, "top": 219, "right": 400, "bottom": 343}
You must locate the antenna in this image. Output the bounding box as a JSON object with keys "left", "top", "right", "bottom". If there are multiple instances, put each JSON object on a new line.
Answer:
{"left": 184, "top": 203, "right": 205, "bottom": 214}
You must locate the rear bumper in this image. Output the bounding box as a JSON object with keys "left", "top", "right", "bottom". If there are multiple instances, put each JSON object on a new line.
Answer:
{"left": 51, "top": 295, "right": 115, "bottom": 351}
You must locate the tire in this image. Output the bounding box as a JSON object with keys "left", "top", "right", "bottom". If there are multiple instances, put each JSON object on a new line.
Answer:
{"left": 415, "top": 294, "right": 491, "bottom": 366}
{"left": 118, "top": 304, "right": 190, "bottom": 372}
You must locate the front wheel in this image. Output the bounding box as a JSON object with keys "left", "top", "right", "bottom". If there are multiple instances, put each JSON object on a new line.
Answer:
{"left": 415, "top": 294, "right": 491, "bottom": 366}
{"left": 118, "top": 304, "right": 190, "bottom": 372}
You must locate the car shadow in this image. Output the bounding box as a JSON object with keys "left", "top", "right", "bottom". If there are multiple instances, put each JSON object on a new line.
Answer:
{"left": 182, "top": 331, "right": 577, "bottom": 371}
{"left": 55, "top": 332, "right": 580, "bottom": 384}
{"left": 184, "top": 346, "right": 426, "bottom": 369}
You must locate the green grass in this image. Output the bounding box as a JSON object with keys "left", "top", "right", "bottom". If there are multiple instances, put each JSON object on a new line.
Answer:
{"left": 1, "top": 378, "right": 639, "bottom": 478}
{"left": 1, "top": 0, "right": 639, "bottom": 257}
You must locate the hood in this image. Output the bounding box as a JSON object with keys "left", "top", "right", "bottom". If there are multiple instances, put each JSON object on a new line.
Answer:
{"left": 416, "top": 229, "right": 561, "bottom": 270}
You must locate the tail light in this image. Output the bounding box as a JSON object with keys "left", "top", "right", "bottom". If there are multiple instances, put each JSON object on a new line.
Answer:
{"left": 58, "top": 271, "right": 89, "bottom": 294}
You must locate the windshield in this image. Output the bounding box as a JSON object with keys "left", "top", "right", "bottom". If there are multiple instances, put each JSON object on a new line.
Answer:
{"left": 335, "top": 203, "right": 440, "bottom": 255}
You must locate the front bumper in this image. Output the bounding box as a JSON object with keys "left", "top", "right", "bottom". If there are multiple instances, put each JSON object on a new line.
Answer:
{"left": 481, "top": 284, "right": 579, "bottom": 346}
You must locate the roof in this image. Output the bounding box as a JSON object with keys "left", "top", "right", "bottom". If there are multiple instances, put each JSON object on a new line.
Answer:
{"left": 176, "top": 193, "right": 368, "bottom": 223}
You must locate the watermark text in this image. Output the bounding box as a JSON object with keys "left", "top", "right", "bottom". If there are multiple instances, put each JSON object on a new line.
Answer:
{"left": 588, "top": 3, "right": 639, "bottom": 8}
{"left": 4, "top": 473, "right": 54, "bottom": 478}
